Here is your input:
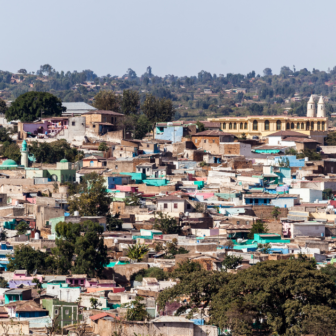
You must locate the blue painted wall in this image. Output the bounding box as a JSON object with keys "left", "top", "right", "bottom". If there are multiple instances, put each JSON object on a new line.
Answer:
{"left": 155, "top": 126, "right": 183, "bottom": 143}
{"left": 274, "top": 155, "right": 305, "bottom": 167}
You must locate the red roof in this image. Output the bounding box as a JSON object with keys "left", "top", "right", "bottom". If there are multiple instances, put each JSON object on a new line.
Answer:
{"left": 90, "top": 312, "right": 121, "bottom": 321}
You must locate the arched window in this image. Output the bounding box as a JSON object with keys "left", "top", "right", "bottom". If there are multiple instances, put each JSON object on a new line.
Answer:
{"left": 276, "top": 120, "right": 281, "bottom": 130}
{"left": 233, "top": 122, "right": 237, "bottom": 129}
{"left": 90, "top": 161, "right": 94, "bottom": 167}
{"left": 306, "top": 122, "right": 310, "bottom": 130}
{"left": 317, "top": 121, "right": 320, "bottom": 130}
{"left": 265, "top": 120, "right": 269, "bottom": 131}
{"left": 301, "top": 122, "right": 304, "bottom": 129}
{"left": 296, "top": 122, "right": 300, "bottom": 129}
{"left": 222, "top": 123, "right": 226, "bottom": 130}
{"left": 244, "top": 122, "right": 247, "bottom": 129}
{"left": 240, "top": 122, "right": 243, "bottom": 129}
{"left": 253, "top": 120, "right": 258, "bottom": 131}
{"left": 229, "top": 123, "right": 232, "bottom": 130}
{"left": 311, "top": 105, "right": 313, "bottom": 108}
{"left": 311, "top": 121, "right": 314, "bottom": 130}
{"left": 322, "top": 121, "right": 325, "bottom": 130}
{"left": 286, "top": 123, "right": 290, "bottom": 130}
{"left": 291, "top": 122, "right": 294, "bottom": 129}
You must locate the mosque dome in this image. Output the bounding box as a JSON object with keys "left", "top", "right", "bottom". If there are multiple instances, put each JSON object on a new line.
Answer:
{"left": 1, "top": 159, "right": 17, "bottom": 166}
{"left": 60, "top": 158, "right": 68, "bottom": 163}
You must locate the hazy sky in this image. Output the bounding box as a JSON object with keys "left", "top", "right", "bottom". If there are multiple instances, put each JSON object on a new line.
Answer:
{"left": 1, "top": 0, "right": 336, "bottom": 77}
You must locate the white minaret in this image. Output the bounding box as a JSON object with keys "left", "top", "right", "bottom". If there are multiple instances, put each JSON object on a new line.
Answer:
{"left": 20, "top": 140, "right": 28, "bottom": 167}
{"left": 317, "top": 96, "right": 326, "bottom": 118}
{"left": 307, "top": 95, "right": 316, "bottom": 117}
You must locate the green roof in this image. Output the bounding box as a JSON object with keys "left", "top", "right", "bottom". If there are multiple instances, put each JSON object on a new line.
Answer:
{"left": 1, "top": 159, "right": 17, "bottom": 166}
{"left": 60, "top": 158, "right": 68, "bottom": 163}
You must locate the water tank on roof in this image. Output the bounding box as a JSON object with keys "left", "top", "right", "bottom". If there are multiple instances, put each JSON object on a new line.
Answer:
{"left": 35, "top": 232, "right": 40, "bottom": 240}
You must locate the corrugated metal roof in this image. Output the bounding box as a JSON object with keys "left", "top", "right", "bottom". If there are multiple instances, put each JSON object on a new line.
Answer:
{"left": 152, "top": 316, "right": 193, "bottom": 323}
{"left": 62, "top": 102, "right": 97, "bottom": 111}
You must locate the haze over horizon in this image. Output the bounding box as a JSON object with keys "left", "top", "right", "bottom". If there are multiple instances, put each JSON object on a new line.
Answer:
{"left": 1, "top": 0, "right": 336, "bottom": 77}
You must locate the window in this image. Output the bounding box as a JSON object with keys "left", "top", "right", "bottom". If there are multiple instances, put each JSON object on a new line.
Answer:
{"left": 306, "top": 121, "right": 310, "bottom": 130}
{"left": 240, "top": 122, "right": 243, "bottom": 129}
{"left": 222, "top": 123, "right": 226, "bottom": 129}
{"left": 174, "top": 203, "right": 178, "bottom": 209}
{"left": 187, "top": 203, "right": 191, "bottom": 209}
{"left": 93, "top": 125, "right": 96, "bottom": 128}
{"left": 311, "top": 121, "right": 314, "bottom": 130}
{"left": 212, "top": 140, "right": 215, "bottom": 143}
{"left": 301, "top": 122, "right": 304, "bottom": 129}
{"left": 276, "top": 120, "right": 281, "bottom": 130}
{"left": 195, "top": 139, "right": 198, "bottom": 143}
{"left": 233, "top": 122, "right": 237, "bottom": 129}
{"left": 229, "top": 123, "right": 232, "bottom": 129}
{"left": 115, "top": 165, "right": 118, "bottom": 169}
{"left": 246, "top": 221, "right": 250, "bottom": 225}
{"left": 147, "top": 168, "right": 149, "bottom": 171}
{"left": 65, "top": 309, "right": 69, "bottom": 315}
{"left": 244, "top": 122, "right": 247, "bottom": 129}
{"left": 322, "top": 121, "right": 325, "bottom": 130}
{"left": 317, "top": 121, "right": 320, "bottom": 130}
{"left": 72, "top": 122, "right": 75, "bottom": 126}
{"left": 264, "top": 120, "right": 269, "bottom": 131}
{"left": 286, "top": 123, "right": 290, "bottom": 130}
{"left": 264, "top": 199, "right": 267, "bottom": 204}
{"left": 291, "top": 122, "right": 294, "bottom": 129}
{"left": 55, "top": 309, "right": 59, "bottom": 315}
{"left": 236, "top": 221, "right": 240, "bottom": 225}
{"left": 296, "top": 122, "right": 300, "bottom": 129}
{"left": 253, "top": 120, "right": 258, "bottom": 131}
{"left": 120, "top": 154, "right": 122, "bottom": 157}
{"left": 204, "top": 140, "right": 206, "bottom": 143}
{"left": 147, "top": 144, "right": 149, "bottom": 148}
{"left": 164, "top": 203, "right": 168, "bottom": 209}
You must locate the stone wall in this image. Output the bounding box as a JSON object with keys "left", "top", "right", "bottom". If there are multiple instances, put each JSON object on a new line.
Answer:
{"left": 252, "top": 205, "right": 288, "bottom": 220}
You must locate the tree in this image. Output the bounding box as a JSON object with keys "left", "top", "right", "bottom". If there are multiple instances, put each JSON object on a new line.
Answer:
{"left": 123, "top": 192, "right": 141, "bottom": 206}
{"left": 258, "top": 243, "right": 271, "bottom": 254}
{"left": 7, "top": 245, "right": 55, "bottom": 274}
{"left": 321, "top": 264, "right": 336, "bottom": 283}
{"left": 98, "top": 142, "right": 109, "bottom": 152}
{"left": 68, "top": 173, "right": 111, "bottom": 216}
{"left": 16, "top": 221, "right": 29, "bottom": 235}
{"left": 39, "top": 64, "right": 54, "bottom": 76}
{"left": 154, "top": 212, "right": 180, "bottom": 234}
{"left": 141, "top": 94, "right": 175, "bottom": 135}
{"left": 263, "top": 68, "right": 272, "bottom": 76}
{"left": 196, "top": 121, "right": 205, "bottom": 132}
{"left": 126, "top": 243, "right": 149, "bottom": 262}
{"left": 6, "top": 92, "right": 65, "bottom": 122}
{"left": 32, "top": 278, "right": 42, "bottom": 294}
{"left": 1, "top": 142, "right": 21, "bottom": 163}
{"left": 164, "top": 239, "right": 189, "bottom": 259}
{"left": 210, "top": 259, "right": 336, "bottom": 335}
{"left": 106, "top": 212, "right": 123, "bottom": 231}
{"left": 297, "top": 148, "right": 321, "bottom": 161}
{"left": 72, "top": 221, "right": 108, "bottom": 277}
{"left": 131, "top": 267, "right": 168, "bottom": 282}
{"left": 93, "top": 90, "right": 121, "bottom": 111}
{"left": 221, "top": 255, "right": 243, "bottom": 271}
{"left": 90, "top": 297, "right": 101, "bottom": 309}
{"left": 247, "top": 220, "right": 268, "bottom": 239}
{"left": 0, "top": 98, "right": 8, "bottom": 114}
{"left": 17, "top": 69, "right": 27, "bottom": 74}
{"left": 134, "top": 115, "right": 151, "bottom": 139}
{"left": 271, "top": 206, "right": 281, "bottom": 219}
{"left": 124, "top": 296, "right": 149, "bottom": 321}
{"left": 121, "top": 90, "right": 140, "bottom": 115}
{"left": 325, "top": 131, "right": 336, "bottom": 146}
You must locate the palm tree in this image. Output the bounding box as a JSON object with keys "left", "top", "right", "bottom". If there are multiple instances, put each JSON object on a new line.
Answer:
{"left": 126, "top": 244, "right": 149, "bottom": 262}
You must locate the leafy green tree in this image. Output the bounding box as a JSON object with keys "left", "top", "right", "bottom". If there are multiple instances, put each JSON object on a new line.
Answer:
{"left": 271, "top": 206, "right": 281, "bottom": 219}
{"left": 90, "top": 297, "right": 101, "bottom": 309}
{"left": 258, "top": 243, "right": 271, "bottom": 254}
{"left": 124, "top": 192, "right": 141, "bottom": 206}
{"left": 162, "top": 239, "right": 189, "bottom": 259}
{"left": 323, "top": 188, "right": 333, "bottom": 200}
{"left": 28, "top": 139, "right": 83, "bottom": 164}
{"left": 126, "top": 243, "right": 149, "bottom": 262}
{"left": 263, "top": 68, "right": 272, "bottom": 76}
{"left": 1, "top": 142, "right": 21, "bottom": 163}
{"left": 106, "top": 212, "right": 123, "bottom": 231}
{"left": 52, "top": 221, "right": 81, "bottom": 275}
{"left": 98, "top": 142, "right": 109, "bottom": 152}
{"left": 7, "top": 245, "right": 55, "bottom": 274}
{"left": 16, "top": 221, "right": 30, "bottom": 235}
{"left": 325, "top": 131, "right": 336, "bottom": 146}
{"left": 285, "top": 147, "right": 298, "bottom": 155}
{"left": 134, "top": 115, "right": 151, "bottom": 139}
{"left": 221, "top": 255, "right": 243, "bottom": 271}
{"left": 154, "top": 212, "right": 180, "bottom": 234}
{"left": 72, "top": 221, "right": 108, "bottom": 277}
{"left": 210, "top": 259, "right": 336, "bottom": 335}
{"left": 0, "top": 128, "right": 12, "bottom": 143}
{"left": 196, "top": 121, "right": 205, "bottom": 132}
{"left": 0, "top": 98, "right": 8, "bottom": 114}
{"left": 0, "top": 277, "right": 8, "bottom": 288}
{"left": 131, "top": 267, "right": 168, "bottom": 282}
{"left": 297, "top": 148, "right": 321, "bottom": 161}
{"left": 6, "top": 92, "right": 65, "bottom": 122}
{"left": 321, "top": 264, "right": 336, "bottom": 282}
{"left": 121, "top": 90, "right": 140, "bottom": 115}
{"left": 68, "top": 173, "right": 111, "bottom": 216}
{"left": 248, "top": 220, "right": 268, "bottom": 239}
{"left": 93, "top": 90, "right": 121, "bottom": 111}
{"left": 124, "top": 296, "right": 149, "bottom": 321}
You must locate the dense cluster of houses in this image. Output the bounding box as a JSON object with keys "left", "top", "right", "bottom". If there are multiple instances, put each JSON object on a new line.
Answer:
{"left": 0, "top": 101, "right": 336, "bottom": 335}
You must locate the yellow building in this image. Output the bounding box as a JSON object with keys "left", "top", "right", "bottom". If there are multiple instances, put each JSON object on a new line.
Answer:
{"left": 208, "top": 95, "right": 328, "bottom": 144}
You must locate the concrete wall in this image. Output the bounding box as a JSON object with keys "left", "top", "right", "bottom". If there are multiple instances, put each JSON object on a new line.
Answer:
{"left": 289, "top": 188, "right": 323, "bottom": 203}
{"left": 291, "top": 224, "right": 325, "bottom": 238}
{"left": 46, "top": 285, "right": 80, "bottom": 302}
{"left": 157, "top": 200, "right": 185, "bottom": 213}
